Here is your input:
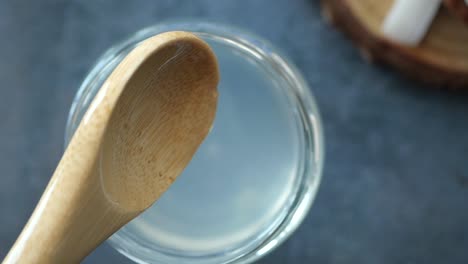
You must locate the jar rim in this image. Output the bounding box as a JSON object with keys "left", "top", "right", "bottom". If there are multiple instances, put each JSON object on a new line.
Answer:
{"left": 65, "top": 20, "right": 324, "bottom": 264}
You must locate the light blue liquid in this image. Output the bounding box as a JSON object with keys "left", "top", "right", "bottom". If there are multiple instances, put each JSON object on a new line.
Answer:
{"left": 120, "top": 37, "right": 302, "bottom": 254}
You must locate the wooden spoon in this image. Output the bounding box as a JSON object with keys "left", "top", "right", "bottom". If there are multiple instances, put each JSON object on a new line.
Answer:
{"left": 3, "top": 31, "right": 219, "bottom": 264}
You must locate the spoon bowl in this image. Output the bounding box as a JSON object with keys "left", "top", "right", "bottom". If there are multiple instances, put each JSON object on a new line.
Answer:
{"left": 101, "top": 32, "right": 218, "bottom": 212}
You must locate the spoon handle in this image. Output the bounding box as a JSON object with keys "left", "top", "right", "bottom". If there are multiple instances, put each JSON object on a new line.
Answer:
{"left": 3, "top": 120, "right": 136, "bottom": 263}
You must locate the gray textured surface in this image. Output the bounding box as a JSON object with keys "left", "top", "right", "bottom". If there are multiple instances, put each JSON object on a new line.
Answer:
{"left": 1, "top": 0, "right": 468, "bottom": 263}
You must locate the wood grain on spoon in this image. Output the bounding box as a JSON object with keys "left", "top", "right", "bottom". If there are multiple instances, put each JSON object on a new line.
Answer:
{"left": 3, "top": 31, "right": 219, "bottom": 264}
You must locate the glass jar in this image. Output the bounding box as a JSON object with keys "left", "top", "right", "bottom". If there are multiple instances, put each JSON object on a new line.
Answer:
{"left": 65, "top": 21, "right": 324, "bottom": 264}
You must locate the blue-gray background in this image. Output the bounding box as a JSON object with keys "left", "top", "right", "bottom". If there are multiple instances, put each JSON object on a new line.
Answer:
{"left": 1, "top": 0, "right": 467, "bottom": 263}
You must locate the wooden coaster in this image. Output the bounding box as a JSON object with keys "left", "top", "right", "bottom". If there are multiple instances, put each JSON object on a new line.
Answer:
{"left": 444, "top": 0, "right": 468, "bottom": 24}
{"left": 322, "top": 0, "right": 468, "bottom": 88}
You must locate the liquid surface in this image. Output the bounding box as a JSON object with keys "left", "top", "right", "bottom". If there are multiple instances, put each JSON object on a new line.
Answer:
{"left": 116, "top": 38, "right": 302, "bottom": 253}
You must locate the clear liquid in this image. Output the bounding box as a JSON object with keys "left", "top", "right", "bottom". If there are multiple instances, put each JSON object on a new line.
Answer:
{"left": 117, "top": 38, "right": 301, "bottom": 253}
